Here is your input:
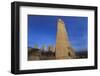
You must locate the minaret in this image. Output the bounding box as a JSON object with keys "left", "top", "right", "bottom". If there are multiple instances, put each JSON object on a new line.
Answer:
{"left": 55, "top": 18, "right": 76, "bottom": 59}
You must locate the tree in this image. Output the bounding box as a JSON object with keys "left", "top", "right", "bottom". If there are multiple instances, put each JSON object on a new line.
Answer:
{"left": 41, "top": 44, "right": 45, "bottom": 51}
{"left": 48, "top": 45, "right": 51, "bottom": 51}
{"left": 34, "top": 44, "right": 38, "bottom": 49}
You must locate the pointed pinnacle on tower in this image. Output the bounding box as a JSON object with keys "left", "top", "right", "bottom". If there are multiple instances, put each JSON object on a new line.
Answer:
{"left": 58, "top": 18, "right": 64, "bottom": 24}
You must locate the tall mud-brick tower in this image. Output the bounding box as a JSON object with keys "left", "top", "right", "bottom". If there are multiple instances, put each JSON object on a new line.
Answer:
{"left": 55, "top": 18, "right": 76, "bottom": 59}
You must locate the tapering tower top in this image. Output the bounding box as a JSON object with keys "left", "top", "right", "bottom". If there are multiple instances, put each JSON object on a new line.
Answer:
{"left": 58, "top": 18, "right": 64, "bottom": 24}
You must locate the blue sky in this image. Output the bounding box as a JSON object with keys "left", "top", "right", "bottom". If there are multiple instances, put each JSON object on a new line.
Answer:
{"left": 28, "top": 15, "right": 88, "bottom": 52}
